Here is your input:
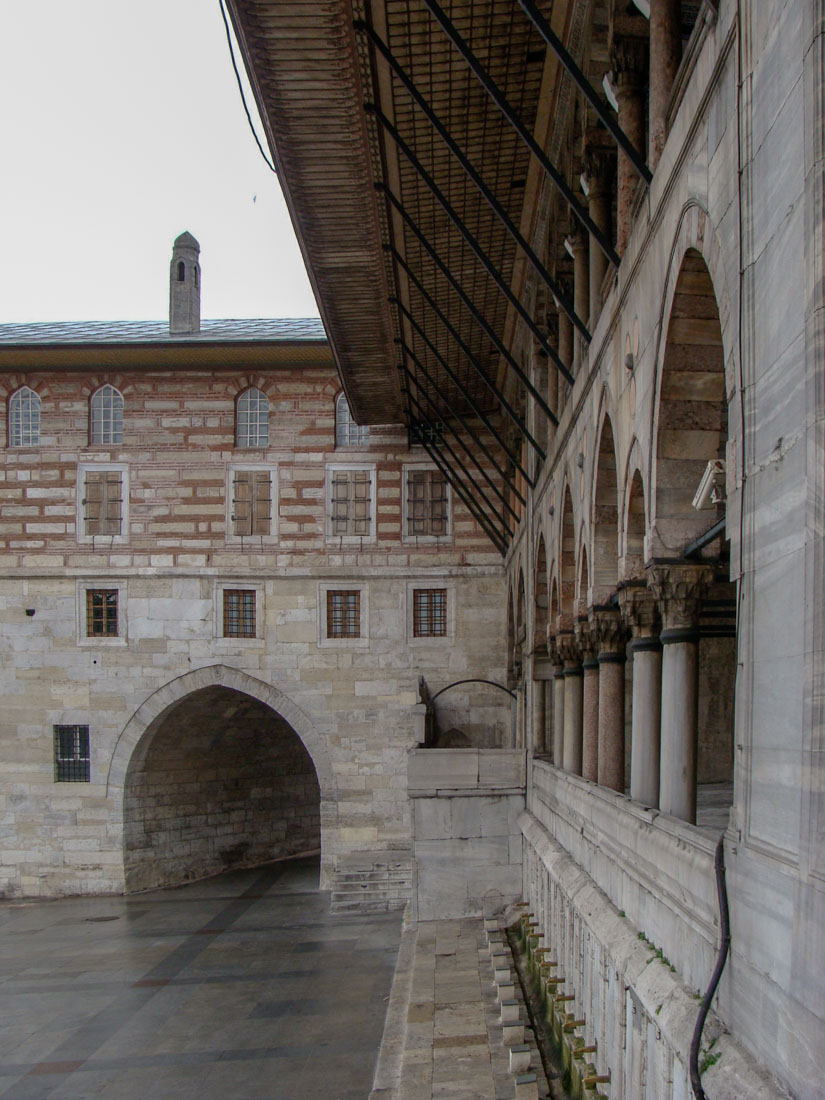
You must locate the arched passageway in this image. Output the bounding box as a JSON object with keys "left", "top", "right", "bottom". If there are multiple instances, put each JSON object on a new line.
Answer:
{"left": 123, "top": 686, "right": 321, "bottom": 892}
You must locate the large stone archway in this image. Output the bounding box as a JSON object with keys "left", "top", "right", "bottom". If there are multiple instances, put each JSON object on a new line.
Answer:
{"left": 107, "top": 666, "right": 338, "bottom": 890}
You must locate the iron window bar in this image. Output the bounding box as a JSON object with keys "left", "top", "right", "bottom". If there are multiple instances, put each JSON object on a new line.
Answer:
{"left": 413, "top": 588, "right": 447, "bottom": 637}
{"left": 418, "top": 0, "right": 621, "bottom": 268}
{"left": 406, "top": 389, "right": 512, "bottom": 548}
{"left": 400, "top": 359, "right": 523, "bottom": 524}
{"left": 370, "top": 102, "right": 574, "bottom": 402}
{"left": 356, "top": 21, "right": 587, "bottom": 343}
{"left": 517, "top": 0, "right": 653, "bottom": 184}
{"left": 223, "top": 589, "right": 256, "bottom": 638}
{"left": 327, "top": 590, "right": 361, "bottom": 638}
{"left": 54, "top": 724, "right": 91, "bottom": 783}
{"left": 392, "top": 282, "right": 538, "bottom": 482}
{"left": 398, "top": 338, "right": 525, "bottom": 507}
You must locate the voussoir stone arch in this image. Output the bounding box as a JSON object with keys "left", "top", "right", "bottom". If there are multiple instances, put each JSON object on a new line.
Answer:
{"left": 106, "top": 664, "right": 336, "bottom": 806}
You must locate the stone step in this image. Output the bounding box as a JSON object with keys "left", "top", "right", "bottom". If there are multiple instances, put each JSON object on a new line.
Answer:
{"left": 329, "top": 851, "right": 413, "bottom": 914}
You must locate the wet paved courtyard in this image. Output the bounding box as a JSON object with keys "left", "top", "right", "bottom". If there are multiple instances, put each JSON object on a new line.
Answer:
{"left": 0, "top": 856, "right": 403, "bottom": 1099}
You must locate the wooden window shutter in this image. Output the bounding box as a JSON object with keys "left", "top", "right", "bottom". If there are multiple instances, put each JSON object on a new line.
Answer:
{"left": 84, "top": 471, "right": 103, "bottom": 535}
{"left": 101, "top": 472, "right": 122, "bottom": 535}
{"left": 232, "top": 470, "right": 252, "bottom": 536}
{"left": 251, "top": 471, "right": 271, "bottom": 535}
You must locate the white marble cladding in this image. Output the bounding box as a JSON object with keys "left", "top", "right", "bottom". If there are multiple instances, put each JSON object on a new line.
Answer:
{"left": 408, "top": 749, "right": 526, "bottom": 920}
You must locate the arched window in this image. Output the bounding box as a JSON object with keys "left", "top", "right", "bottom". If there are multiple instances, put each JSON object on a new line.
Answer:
{"left": 335, "top": 393, "right": 370, "bottom": 448}
{"left": 90, "top": 385, "right": 124, "bottom": 445}
{"left": 236, "top": 387, "right": 269, "bottom": 448}
{"left": 177, "top": 261, "right": 186, "bottom": 282}
{"left": 8, "top": 387, "right": 41, "bottom": 447}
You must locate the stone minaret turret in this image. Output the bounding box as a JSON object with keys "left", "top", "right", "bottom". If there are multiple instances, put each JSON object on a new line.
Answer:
{"left": 169, "top": 231, "right": 201, "bottom": 334}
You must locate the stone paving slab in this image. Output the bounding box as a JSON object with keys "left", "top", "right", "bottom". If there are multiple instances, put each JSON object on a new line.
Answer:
{"left": 371, "top": 916, "right": 550, "bottom": 1100}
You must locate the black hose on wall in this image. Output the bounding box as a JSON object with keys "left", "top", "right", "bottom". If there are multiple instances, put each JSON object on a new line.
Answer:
{"left": 690, "top": 833, "right": 731, "bottom": 1098}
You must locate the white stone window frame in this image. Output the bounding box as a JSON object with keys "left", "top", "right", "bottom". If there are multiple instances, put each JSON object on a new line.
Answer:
{"left": 317, "top": 581, "right": 370, "bottom": 649}
{"left": 213, "top": 581, "right": 265, "bottom": 643}
{"left": 405, "top": 580, "right": 455, "bottom": 647}
{"left": 402, "top": 464, "right": 452, "bottom": 543}
{"left": 76, "top": 462, "right": 130, "bottom": 545}
{"left": 235, "top": 387, "right": 270, "bottom": 449}
{"left": 325, "top": 463, "right": 377, "bottom": 543}
{"left": 225, "top": 464, "right": 278, "bottom": 544}
{"left": 76, "top": 579, "right": 128, "bottom": 647}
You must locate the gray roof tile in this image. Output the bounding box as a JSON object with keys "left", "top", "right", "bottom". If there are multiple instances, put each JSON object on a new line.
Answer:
{"left": 0, "top": 318, "right": 327, "bottom": 345}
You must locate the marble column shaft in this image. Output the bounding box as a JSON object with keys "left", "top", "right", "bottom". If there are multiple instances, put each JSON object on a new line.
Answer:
{"left": 612, "top": 38, "right": 648, "bottom": 257}
{"left": 552, "top": 667, "right": 565, "bottom": 767}
{"left": 585, "top": 151, "right": 613, "bottom": 326}
{"left": 620, "top": 586, "right": 663, "bottom": 808}
{"left": 648, "top": 0, "right": 681, "bottom": 169}
{"left": 577, "top": 619, "right": 599, "bottom": 782}
{"left": 572, "top": 233, "right": 589, "bottom": 373}
{"left": 559, "top": 634, "right": 583, "bottom": 774}
{"left": 593, "top": 610, "right": 628, "bottom": 793}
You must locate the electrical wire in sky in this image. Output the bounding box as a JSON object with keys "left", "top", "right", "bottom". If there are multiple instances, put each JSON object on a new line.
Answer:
{"left": 218, "top": 0, "right": 278, "bottom": 175}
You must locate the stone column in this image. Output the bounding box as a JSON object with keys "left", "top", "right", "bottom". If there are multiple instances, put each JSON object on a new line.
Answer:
{"left": 532, "top": 657, "right": 554, "bottom": 756}
{"left": 558, "top": 633, "right": 584, "bottom": 774}
{"left": 584, "top": 149, "right": 614, "bottom": 327}
{"left": 572, "top": 230, "right": 589, "bottom": 373}
{"left": 557, "top": 283, "right": 573, "bottom": 413}
{"left": 648, "top": 0, "right": 681, "bottom": 170}
{"left": 648, "top": 564, "right": 713, "bottom": 824}
{"left": 576, "top": 618, "right": 600, "bottom": 782}
{"left": 591, "top": 609, "right": 628, "bottom": 792}
{"left": 612, "top": 38, "right": 648, "bottom": 257}
{"left": 619, "top": 585, "right": 662, "bottom": 807}
{"left": 549, "top": 640, "right": 566, "bottom": 767}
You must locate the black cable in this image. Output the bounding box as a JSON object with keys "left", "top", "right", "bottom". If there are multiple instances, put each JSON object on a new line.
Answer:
{"left": 690, "top": 833, "right": 731, "bottom": 1098}
{"left": 218, "top": 0, "right": 278, "bottom": 175}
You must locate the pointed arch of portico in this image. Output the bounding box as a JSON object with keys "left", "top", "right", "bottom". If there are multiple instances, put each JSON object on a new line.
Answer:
{"left": 106, "top": 665, "right": 336, "bottom": 806}
{"left": 534, "top": 533, "right": 549, "bottom": 652}
{"left": 621, "top": 441, "right": 648, "bottom": 580}
{"left": 591, "top": 401, "right": 621, "bottom": 599}
{"left": 559, "top": 481, "right": 577, "bottom": 619}
{"left": 577, "top": 537, "right": 590, "bottom": 612}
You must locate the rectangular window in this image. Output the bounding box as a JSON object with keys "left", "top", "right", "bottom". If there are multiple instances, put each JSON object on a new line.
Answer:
{"left": 86, "top": 589, "right": 118, "bottom": 637}
{"left": 413, "top": 589, "right": 447, "bottom": 637}
{"left": 406, "top": 469, "right": 448, "bottom": 537}
{"left": 231, "top": 469, "right": 272, "bottom": 537}
{"left": 330, "top": 468, "right": 372, "bottom": 537}
{"left": 54, "top": 725, "right": 90, "bottom": 783}
{"left": 223, "top": 589, "right": 256, "bottom": 638}
{"left": 83, "top": 469, "right": 123, "bottom": 536}
{"left": 326, "top": 590, "right": 360, "bottom": 638}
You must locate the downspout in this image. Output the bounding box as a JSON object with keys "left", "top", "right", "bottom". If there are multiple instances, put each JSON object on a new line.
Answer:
{"left": 690, "top": 833, "right": 731, "bottom": 1097}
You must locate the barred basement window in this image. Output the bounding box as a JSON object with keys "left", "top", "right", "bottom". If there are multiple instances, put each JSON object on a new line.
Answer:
{"left": 406, "top": 469, "right": 448, "bottom": 537}
{"left": 413, "top": 589, "right": 447, "bottom": 637}
{"left": 223, "top": 589, "right": 256, "bottom": 637}
{"left": 8, "top": 387, "right": 41, "bottom": 446}
{"left": 327, "top": 590, "right": 360, "bottom": 638}
{"left": 54, "top": 724, "right": 90, "bottom": 782}
{"left": 231, "top": 469, "right": 272, "bottom": 536}
{"left": 83, "top": 469, "right": 123, "bottom": 536}
{"left": 329, "top": 468, "right": 372, "bottom": 537}
{"left": 236, "top": 388, "right": 269, "bottom": 448}
{"left": 86, "top": 589, "right": 118, "bottom": 637}
{"left": 90, "top": 385, "right": 124, "bottom": 445}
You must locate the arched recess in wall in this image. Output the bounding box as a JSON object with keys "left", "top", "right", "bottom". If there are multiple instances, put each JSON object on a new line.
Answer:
{"left": 516, "top": 569, "right": 526, "bottom": 669}
{"left": 506, "top": 582, "right": 516, "bottom": 686}
{"left": 578, "top": 541, "right": 590, "bottom": 614}
{"left": 559, "top": 484, "right": 576, "bottom": 621}
{"left": 624, "top": 467, "right": 647, "bottom": 580}
{"left": 534, "top": 534, "right": 549, "bottom": 653}
{"left": 107, "top": 665, "right": 337, "bottom": 890}
{"left": 592, "top": 412, "right": 620, "bottom": 599}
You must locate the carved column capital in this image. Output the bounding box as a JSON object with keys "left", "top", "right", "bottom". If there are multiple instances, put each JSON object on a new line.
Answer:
{"left": 646, "top": 563, "right": 714, "bottom": 632}
{"left": 589, "top": 607, "right": 628, "bottom": 658}
{"left": 618, "top": 584, "right": 661, "bottom": 640}
{"left": 610, "top": 37, "right": 649, "bottom": 93}
{"left": 556, "top": 631, "right": 582, "bottom": 668}
{"left": 575, "top": 617, "right": 599, "bottom": 663}
{"left": 583, "top": 148, "right": 615, "bottom": 198}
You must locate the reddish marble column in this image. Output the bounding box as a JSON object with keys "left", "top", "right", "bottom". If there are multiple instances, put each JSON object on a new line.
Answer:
{"left": 620, "top": 585, "right": 662, "bottom": 808}
{"left": 612, "top": 38, "right": 648, "bottom": 257}
{"left": 649, "top": 0, "right": 682, "bottom": 169}
{"left": 572, "top": 231, "right": 589, "bottom": 373}
{"left": 577, "top": 619, "right": 600, "bottom": 782}
{"left": 558, "top": 633, "right": 583, "bottom": 775}
{"left": 584, "top": 149, "right": 614, "bottom": 327}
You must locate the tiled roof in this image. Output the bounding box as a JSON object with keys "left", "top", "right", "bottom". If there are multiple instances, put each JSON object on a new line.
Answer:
{"left": 0, "top": 318, "right": 327, "bottom": 345}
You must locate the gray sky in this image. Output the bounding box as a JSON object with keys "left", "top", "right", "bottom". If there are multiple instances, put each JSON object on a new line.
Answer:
{"left": 0, "top": 1, "right": 320, "bottom": 322}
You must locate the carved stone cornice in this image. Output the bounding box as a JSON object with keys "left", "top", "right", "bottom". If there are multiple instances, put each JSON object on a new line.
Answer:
{"left": 646, "top": 563, "right": 714, "bottom": 632}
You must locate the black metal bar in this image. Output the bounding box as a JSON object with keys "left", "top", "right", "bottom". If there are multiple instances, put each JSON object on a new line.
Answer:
{"left": 407, "top": 397, "right": 510, "bottom": 552}
{"left": 393, "top": 292, "right": 535, "bottom": 485}
{"left": 383, "top": 196, "right": 572, "bottom": 398}
{"left": 684, "top": 517, "right": 726, "bottom": 558}
{"left": 371, "top": 104, "right": 578, "bottom": 397}
{"left": 399, "top": 355, "right": 524, "bottom": 519}
{"left": 357, "top": 22, "right": 589, "bottom": 343}
{"left": 421, "top": 441, "right": 508, "bottom": 556}
{"left": 517, "top": 0, "right": 652, "bottom": 185}
{"left": 406, "top": 387, "right": 514, "bottom": 540}
{"left": 429, "top": 677, "right": 517, "bottom": 702}
{"left": 418, "top": 0, "right": 620, "bottom": 267}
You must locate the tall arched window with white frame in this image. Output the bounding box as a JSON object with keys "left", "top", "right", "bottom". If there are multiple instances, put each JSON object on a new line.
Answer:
{"left": 8, "top": 386, "right": 41, "bottom": 446}
{"left": 236, "top": 388, "right": 270, "bottom": 448}
{"left": 90, "top": 385, "right": 124, "bottom": 445}
{"left": 335, "top": 393, "right": 370, "bottom": 448}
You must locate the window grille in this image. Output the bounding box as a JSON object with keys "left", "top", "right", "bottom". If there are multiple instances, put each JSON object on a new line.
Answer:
{"left": 83, "top": 470, "right": 123, "bottom": 536}
{"left": 231, "top": 470, "right": 271, "bottom": 536}
{"left": 330, "top": 469, "right": 371, "bottom": 536}
{"left": 326, "top": 590, "right": 360, "bottom": 638}
{"left": 236, "top": 388, "right": 269, "bottom": 447}
{"left": 223, "top": 589, "right": 256, "bottom": 637}
{"left": 90, "top": 385, "right": 123, "bottom": 444}
{"left": 9, "top": 387, "right": 41, "bottom": 446}
{"left": 54, "top": 724, "right": 90, "bottom": 782}
{"left": 335, "top": 394, "right": 370, "bottom": 448}
{"left": 86, "top": 589, "right": 118, "bottom": 637}
{"left": 406, "top": 470, "right": 448, "bottom": 537}
{"left": 413, "top": 589, "right": 447, "bottom": 637}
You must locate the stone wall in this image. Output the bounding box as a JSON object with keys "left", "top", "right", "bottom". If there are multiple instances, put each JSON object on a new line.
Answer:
{"left": 123, "top": 686, "right": 320, "bottom": 891}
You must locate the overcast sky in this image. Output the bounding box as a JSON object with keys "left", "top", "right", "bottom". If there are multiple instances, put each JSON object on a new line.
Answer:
{"left": 0, "top": 1, "right": 320, "bottom": 323}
